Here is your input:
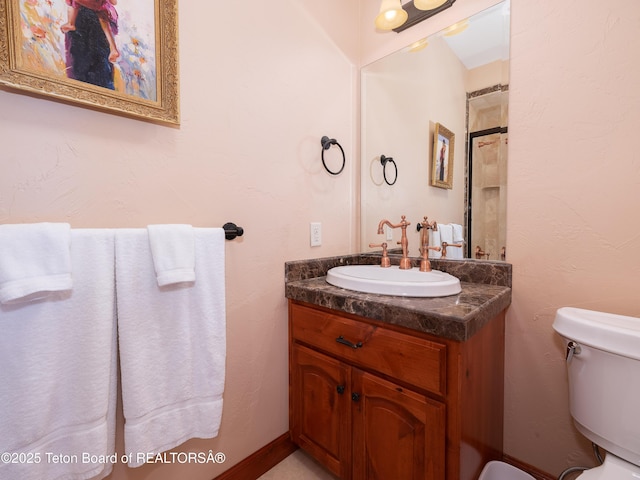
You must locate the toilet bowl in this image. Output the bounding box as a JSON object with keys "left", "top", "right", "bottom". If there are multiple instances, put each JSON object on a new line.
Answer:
{"left": 553, "top": 307, "right": 640, "bottom": 479}
{"left": 573, "top": 454, "right": 640, "bottom": 479}
{"left": 478, "top": 461, "right": 535, "bottom": 480}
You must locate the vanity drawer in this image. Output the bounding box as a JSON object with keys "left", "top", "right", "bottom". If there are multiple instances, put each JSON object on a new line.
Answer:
{"left": 290, "top": 302, "right": 446, "bottom": 397}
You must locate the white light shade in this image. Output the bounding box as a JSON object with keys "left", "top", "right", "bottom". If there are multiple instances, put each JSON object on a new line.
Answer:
{"left": 413, "top": 0, "right": 447, "bottom": 11}
{"left": 408, "top": 38, "right": 428, "bottom": 52}
{"left": 442, "top": 19, "right": 469, "bottom": 36}
{"left": 375, "top": 0, "right": 408, "bottom": 30}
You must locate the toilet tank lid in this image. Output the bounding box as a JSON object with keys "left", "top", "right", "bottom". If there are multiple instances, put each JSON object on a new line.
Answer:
{"left": 553, "top": 307, "right": 640, "bottom": 361}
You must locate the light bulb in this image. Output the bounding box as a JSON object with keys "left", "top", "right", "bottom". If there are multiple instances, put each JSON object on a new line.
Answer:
{"left": 413, "top": 0, "right": 447, "bottom": 11}
{"left": 375, "top": 0, "right": 408, "bottom": 30}
{"left": 408, "top": 38, "right": 428, "bottom": 52}
{"left": 442, "top": 20, "right": 469, "bottom": 36}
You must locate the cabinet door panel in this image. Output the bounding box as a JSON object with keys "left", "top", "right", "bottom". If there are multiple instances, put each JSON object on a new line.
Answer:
{"left": 352, "top": 371, "right": 445, "bottom": 480}
{"left": 291, "top": 345, "right": 351, "bottom": 479}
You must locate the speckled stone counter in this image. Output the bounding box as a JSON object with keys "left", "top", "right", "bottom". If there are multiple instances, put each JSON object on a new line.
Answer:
{"left": 285, "top": 254, "right": 512, "bottom": 342}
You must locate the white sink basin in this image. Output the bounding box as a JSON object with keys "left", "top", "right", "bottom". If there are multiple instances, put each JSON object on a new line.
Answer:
{"left": 326, "top": 265, "right": 461, "bottom": 298}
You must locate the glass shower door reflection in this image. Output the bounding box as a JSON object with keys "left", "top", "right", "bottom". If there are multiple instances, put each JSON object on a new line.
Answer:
{"left": 468, "top": 129, "right": 508, "bottom": 260}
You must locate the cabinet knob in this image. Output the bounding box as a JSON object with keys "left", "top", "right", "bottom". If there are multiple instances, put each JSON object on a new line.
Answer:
{"left": 351, "top": 393, "right": 361, "bottom": 402}
{"left": 336, "top": 385, "right": 345, "bottom": 395}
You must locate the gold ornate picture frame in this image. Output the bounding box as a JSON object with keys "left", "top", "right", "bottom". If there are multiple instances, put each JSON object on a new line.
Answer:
{"left": 0, "top": 0, "right": 179, "bottom": 125}
{"left": 431, "top": 122, "right": 455, "bottom": 189}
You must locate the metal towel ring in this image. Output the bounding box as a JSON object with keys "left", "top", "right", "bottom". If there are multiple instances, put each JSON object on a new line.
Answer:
{"left": 380, "top": 155, "right": 398, "bottom": 185}
{"left": 321, "top": 136, "right": 346, "bottom": 175}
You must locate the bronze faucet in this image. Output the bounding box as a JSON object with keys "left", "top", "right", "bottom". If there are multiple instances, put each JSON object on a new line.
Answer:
{"left": 475, "top": 245, "right": 490, "bottom": 260}
{"left": 441, "top": 242, "right": 463, "bottom": 258}
{"left": 416, "top": 217, "right": 441, "bottom": 272}
{"left": 368, "top": 242, "right": 390, "bottom": 267}
{"left": 377, "top": 216, "right": 412, "bottom": 269}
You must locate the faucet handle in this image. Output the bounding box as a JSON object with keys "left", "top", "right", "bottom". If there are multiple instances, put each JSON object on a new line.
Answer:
{"left": 368, "top": 242, "right": 391, "bottom": 268}
{"left": 475, "top": 245, "right": 490, "bottom": 260}
{"left": 419, "top": 245, "right": 441, "bottom": 272}
{"left": 441, "top": 242, "right": 463, "bottom": 258}
{"left": 416, "top": 217, "right": 437, "bottom": 233}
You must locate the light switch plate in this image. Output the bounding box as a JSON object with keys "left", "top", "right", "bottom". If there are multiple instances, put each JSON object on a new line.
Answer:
{"left": 385, "top": 225, "right": 393, "bottom": 241}
{"left": 310, "top": 222, "right": 322, "bottom": 247}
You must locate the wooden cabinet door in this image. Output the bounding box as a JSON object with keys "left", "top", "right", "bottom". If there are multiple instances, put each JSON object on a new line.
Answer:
{"left": 351, "top": 370, "right": 446, "bottom": 480}
{"left": 290, "top": 345, "right": 352, "bottom": 479}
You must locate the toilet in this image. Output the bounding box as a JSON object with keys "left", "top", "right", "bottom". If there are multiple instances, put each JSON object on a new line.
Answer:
{"left": 553, "top": 307, "right": 640, "bottom": 479}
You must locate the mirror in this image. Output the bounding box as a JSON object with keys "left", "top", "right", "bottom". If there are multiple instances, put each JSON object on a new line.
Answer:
{"left": 360, "top": 1, "right": 510, "bottom": 260}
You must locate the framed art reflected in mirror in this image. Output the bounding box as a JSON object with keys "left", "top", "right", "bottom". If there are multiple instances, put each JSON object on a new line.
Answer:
{"left": 431, "top": 122, "right": 454, "bottom": 189}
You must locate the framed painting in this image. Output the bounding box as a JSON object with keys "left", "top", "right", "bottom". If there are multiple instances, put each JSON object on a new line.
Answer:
{"left": 431, "top": 122, "right": 454, "bottom": 189}
{"left": 0, "top": 0, "right": 179, "bottom": 124}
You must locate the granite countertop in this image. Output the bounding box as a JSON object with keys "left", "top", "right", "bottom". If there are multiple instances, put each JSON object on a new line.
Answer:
{"left": 285, "top": 254, "right": 512, "bottom": 342}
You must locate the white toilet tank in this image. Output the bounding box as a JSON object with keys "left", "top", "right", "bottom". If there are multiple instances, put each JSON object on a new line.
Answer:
{"left": 553, "top": 307, "right": 640, "bottom": 467}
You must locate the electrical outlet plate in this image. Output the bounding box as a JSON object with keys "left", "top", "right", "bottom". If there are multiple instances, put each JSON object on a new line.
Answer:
{"left": 310, "top": 222, "right": 322, "bottom": 247}
{"left": 385, "top": 225, "right": 393, "bottom": 241}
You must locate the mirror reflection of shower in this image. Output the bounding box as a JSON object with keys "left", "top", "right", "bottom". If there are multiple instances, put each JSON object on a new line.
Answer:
{"left": 466, "top": 86, "right": 508, "bottom": 260}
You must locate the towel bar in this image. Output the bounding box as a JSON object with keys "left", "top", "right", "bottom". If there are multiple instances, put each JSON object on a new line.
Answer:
{"left": 223, "top": 222, "right": 244, "bottom": 240}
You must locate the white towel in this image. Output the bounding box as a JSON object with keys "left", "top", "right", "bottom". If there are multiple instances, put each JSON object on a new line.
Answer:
{"left": 0, "top": 223, "right": 72, "bottom": 304}
{"left": 452, "top": 223, "right": 464, "bottom": 243}
{"left": 115, "top": 228, "right": 226, "bottom": 467}
{"left": 0, "top": 229, "right": 117, "bottom": 480}
{"left": 428, "top": 229, "right": 442, "bottom": 259}
{"left": 439, "top": 224, "right": 453, "bottom": 245}
{"left": 438, "top": 224, "right": 457, "bottom": 259}
{"left": 450, "top": 224, "right": 465, "bottom": 259}
{"left": 147, "top": 224, "right": 195, "bottom": 286}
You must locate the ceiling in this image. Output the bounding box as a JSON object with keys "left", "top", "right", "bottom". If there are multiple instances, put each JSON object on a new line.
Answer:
{"left": 441, "top": 1, "right": 510, "bottom": 70}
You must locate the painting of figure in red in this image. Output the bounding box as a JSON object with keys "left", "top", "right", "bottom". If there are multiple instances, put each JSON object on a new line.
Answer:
{"left": 18, "top": 0, "right": 157, "bottom": 100}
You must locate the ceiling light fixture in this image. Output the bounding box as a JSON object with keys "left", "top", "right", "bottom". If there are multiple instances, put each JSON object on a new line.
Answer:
{"left": 413, "top": 0, "right": 447, "bottom": 10}
{"left": 376, "top": 0, "right": 456, "bottom": 34}
{"left": 442, "top": 19, "right": 469, "bottom": 36}
{"left": 408, "top": 38, "right": 429, "bottom": 52}
{"left": 375, "top": 0, "right": 408, "bottom": 30}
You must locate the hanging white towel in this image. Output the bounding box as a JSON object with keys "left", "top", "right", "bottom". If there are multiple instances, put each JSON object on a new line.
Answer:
{"left": 0, "top": 229, "right": 117, "bottom": 480}
{"left": 438, "top": 224, "right": 457, "bottom": 259}
{"left": 450, "top": 224, "right": 465, "bottom": 259}
{"left": 147, "top": 224, "right": 195, "bottom": 286}
{"left": 0, "top": 223, "right": 72, "bottom": 304}
{"left": 428, "top": 229, "right": 442, "bottom": 259}
{"left": 439, "top": 224, "right": 453, "bottom": 245}
{"left": 115, "top": 228, "right": 226, "bottom": 468}
{"left": 452, "top": 224, "right": 464, "bottom": 243}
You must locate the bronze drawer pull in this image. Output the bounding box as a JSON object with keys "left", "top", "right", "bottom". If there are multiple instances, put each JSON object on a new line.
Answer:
{"left": 336, "top": 335, "right": 363, "bottom": 349}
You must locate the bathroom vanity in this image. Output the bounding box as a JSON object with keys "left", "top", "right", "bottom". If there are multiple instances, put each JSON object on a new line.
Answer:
{"left": 285, "top": 254, "right": 512, "bottom": 480}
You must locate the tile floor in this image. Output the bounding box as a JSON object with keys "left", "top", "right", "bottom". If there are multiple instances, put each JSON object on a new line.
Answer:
{"left": 258, "top": 449, "right": 338, "bottom": 480}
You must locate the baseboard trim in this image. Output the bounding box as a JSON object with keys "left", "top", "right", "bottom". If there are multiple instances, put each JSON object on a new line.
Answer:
{"left": 503, "top": 454, "right": 556, "bottom": 480}
{"left": 211, "top": 435, "right": 556, "bottom": 480}
{"left": 213, "top": 433, "right": 298, "bottom": 480}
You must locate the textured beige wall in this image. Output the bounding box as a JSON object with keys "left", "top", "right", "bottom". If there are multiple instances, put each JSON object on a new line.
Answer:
{"left": 506, "top": 0, "right": 640, "bottom": 474}
{"left": 0, "top": 1, "right": 359, "bottom": 478}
